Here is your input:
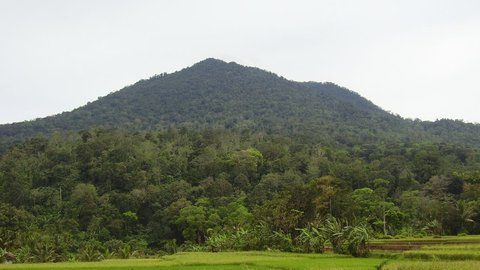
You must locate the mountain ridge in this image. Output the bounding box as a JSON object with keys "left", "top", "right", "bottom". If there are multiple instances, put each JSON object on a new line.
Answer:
{"left": 1, "top": 58, "right": 479, "bottom": 151}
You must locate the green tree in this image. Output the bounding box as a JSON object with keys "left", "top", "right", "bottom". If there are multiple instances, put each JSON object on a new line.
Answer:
{"left": 71, "top": 183, "right": 98, "bottom": 230}
{"left": 176, "top": 205, "right": 208, "bottom": 243}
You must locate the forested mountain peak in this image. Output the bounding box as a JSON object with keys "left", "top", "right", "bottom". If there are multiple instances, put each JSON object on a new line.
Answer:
{"left": 190, "top": 57, "right": 234, "bottom": 69}
{"left": 0, "top": 58, "right": 479, "bottom": 152}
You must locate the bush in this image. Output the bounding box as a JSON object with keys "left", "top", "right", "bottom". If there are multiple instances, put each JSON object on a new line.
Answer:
{"left": 345, "top": 225, "right": 370, "bottom": 257}
{"left": 78, "top": 245, "right": 103, "bottom": 262}
{"left": 164, "top": 239, "right": 178, "bottom": 254}
{"left": 295, "top": 226, "right": 326, "bottom": 253}
{"left": 117, "top": 245, "right": 138, "bottom": 259}
{"left": 270, "top": 231, "right": 293, "bottom": 252}
{"left": 104, "top": 239, "right": 124, "bottom": 254}
{"left": 206, "top": 233, "right": 229, "bottom": 252}
{"left": 14, "top": 246, "right": 31, "bottom": 263}
{"left": 320, "top": 217, "right": 372, "bottom": 257}
{"left": 127, "top": 239, "right": 147, "bottom": 257}
{"left": 322, "top": 217, "right": 348, "bottom": 254}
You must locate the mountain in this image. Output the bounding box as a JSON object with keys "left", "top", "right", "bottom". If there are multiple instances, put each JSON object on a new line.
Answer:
{"left": 1, "top": 58, "right": 479, "bottom": 151}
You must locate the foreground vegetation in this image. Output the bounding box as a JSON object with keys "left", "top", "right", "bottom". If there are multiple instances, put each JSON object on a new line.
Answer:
{"left": 378, "top": 243, "right": 480, "bottom": 269}
{"left": 403, "top": 244, "right": 480, "bottom": 260}
{"left": 383, "top": 261, "right": 480, "bottom": 270}
{"left": 3, "top": 244, "right": 480, "bottom": 270}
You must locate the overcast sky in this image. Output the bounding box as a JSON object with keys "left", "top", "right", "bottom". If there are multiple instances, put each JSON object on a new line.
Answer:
{"left": 1, "top": 0, "right": 479, "bottom": 124}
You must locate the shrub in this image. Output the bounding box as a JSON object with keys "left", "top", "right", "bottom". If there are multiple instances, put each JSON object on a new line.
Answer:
{"left": 295, "top": 226, "right": 326, "bottom": 253}
{"left": 345, "top": 224, "right": 370, "bottom": 257}
{"left": 78, "top": 245, "right": 103, "bottom": 262}
{"left": 164, "top": 239, "right": 178, "bottom": 254}
{"left": 322, "top": 217, "right": 347, "bottom": 254}
{"left": 117, "top": 245, "right": 138, "bottom": 259}
{"left": 270, "top": 230, "right": 293, "bottom": 252}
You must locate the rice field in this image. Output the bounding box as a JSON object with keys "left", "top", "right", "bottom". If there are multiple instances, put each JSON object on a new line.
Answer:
{"left": 0, "top": 252, "right": 384, "bottom": 270}
{"left": 382, "top": 261, "right": 480, "bottom": 270}
{"left": 2, "top": 238, "right": 480, "bottom": 270}
{"left": 403, "top": 244, "right": 480, "bottom": 260}
{"left": 381, "top": 243, "right": 480, "bottom": 269}
{"left": 369, "top": 235, "right": 480, "bottom": 251}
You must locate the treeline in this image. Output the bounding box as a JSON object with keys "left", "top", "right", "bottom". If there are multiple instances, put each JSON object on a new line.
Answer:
{"left": 1, "top": 127, "right": 480, "bottom": 261}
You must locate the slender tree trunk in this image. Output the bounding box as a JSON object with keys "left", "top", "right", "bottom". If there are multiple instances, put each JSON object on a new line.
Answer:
{"left": 329, "top": 198, "right": 332, "bottom": 215}
{"left": 383, "top": 208, "right": 387, "bottom": 236}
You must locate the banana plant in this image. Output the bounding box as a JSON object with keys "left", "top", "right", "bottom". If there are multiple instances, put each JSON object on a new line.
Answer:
{"left": 345, "top": 224, "right": 370, "bottom": 257}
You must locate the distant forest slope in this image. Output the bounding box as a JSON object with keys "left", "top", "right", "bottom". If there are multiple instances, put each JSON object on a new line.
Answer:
{"left": 1, "top": 58, "right": 479, "bottom": 151}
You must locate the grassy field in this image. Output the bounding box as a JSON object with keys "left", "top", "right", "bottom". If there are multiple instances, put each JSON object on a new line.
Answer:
{"left": 0, "top": 252, "right": 384, "bottom": 270}
{"left": 3, "top": 238, "right": 480, "bottom": 270}
{"left": 369, "top": 235, "right": 480, "bottom": 251}
{"left": 380, "top": 243, "right": 480, "bottom": 269}
{"left": 402, "top": 244, "right": 480, "bottom": 260}
{"left": 371, "top": 235, "right": 480, "bottom": 243}
{"left": 382, "top": 260, "right": 480, "bottom": 270}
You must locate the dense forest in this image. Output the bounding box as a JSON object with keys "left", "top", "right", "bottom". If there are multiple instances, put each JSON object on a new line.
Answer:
{"left": 1, "top": 59, "right": 480, "bottom": 262}
{"left": 1, "top": 127, "right": 480, "bottom": 261}
{"left": 1, "top": 59, "right": 480, "bottom": 152}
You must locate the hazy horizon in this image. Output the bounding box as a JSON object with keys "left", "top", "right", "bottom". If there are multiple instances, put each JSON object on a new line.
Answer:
{"left": 1, "top": 0, "right": 479, "bottom": 124}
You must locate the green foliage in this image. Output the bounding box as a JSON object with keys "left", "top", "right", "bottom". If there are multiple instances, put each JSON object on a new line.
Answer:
{"left": 345, "top": 224, "right": 370, "bottom": 257}
{"left": 0, "top": 203, "right": 32, "bottom": 250}
{"left": 0, "top": 251, "right": 386, "bottom": 269}
{"left": 29, "top": 241, "right": 56, "bottom": 263}
{"left": 0, "top": 126, "right": 479, "bottom": 261}
{"left": 322, "top": 217, "right": 347, "bottom": 254}
{"left": 2, "top": 59, "right": 480, "bottom": 155}
{"left": 164, "top": 239, "right": 178, "bottom": 254}
{"left": 2, "top": 59, "right": 480, "bottom": 266}
{"left": 176, "top": 205, "right": 209, "bottom": 244}
{"left": 295, "top": 226, "right": 326, "bottom": 253}
{"left": 0, "top": 247, "right": 6, "bottom": 263}
{"left": 116, "top": 245, "right": 137, "bottom": 259}
{"left": 78, "top": 245, "right": 103, "bottom": 262}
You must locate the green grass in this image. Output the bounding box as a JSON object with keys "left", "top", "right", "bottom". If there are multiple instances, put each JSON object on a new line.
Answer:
{"left": 402, "top": 244, "right": 480, "bottom": 261}
{"left": 371, "top": 235, "right": 480, "bottom": 243}
{"left": 4, "top": 240, "right": 480, "bottom": 270}
{"left": 0, "top": 252, "right": 384, "bottom": 270}
{"left": 382, "top": 260, "right": 480, "bottom": 270}
{"left": 379, "top": 243, "right": 480, "bottom": 269}
{"left": 418, "top": 244, "right": 480, "bottom": 251}
{"left": 369, "top": 235, "right": 480, "bottom": 253}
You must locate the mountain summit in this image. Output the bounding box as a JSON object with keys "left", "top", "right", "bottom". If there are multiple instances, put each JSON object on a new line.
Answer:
{"left": 0, "top": 58, "right": 479, "bottom": 150}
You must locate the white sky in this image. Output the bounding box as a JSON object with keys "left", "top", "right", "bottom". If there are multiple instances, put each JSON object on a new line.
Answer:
{"left": 0, "top": 0, "right": 479, "bottom": 124}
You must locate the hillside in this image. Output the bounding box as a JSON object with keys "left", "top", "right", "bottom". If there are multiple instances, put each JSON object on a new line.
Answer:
{"left": 2, "top": 59, "right": 480, "bottom": 259}
{"left": 0, "top": 58, "right": 479, "bottom": 151}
